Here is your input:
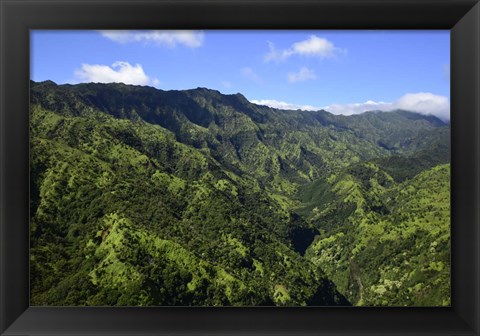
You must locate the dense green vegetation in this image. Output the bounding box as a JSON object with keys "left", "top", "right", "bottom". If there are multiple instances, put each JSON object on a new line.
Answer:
{"left": 302, "top": 164, "right": 450, "bottom": 306}
{"left": 30, "top": 80, "right": 450, "bottom": 306}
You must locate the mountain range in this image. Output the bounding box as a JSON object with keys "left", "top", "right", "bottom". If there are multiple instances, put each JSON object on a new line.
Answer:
{"left": 29, "top": 80, "right": 450, "bottom": 306}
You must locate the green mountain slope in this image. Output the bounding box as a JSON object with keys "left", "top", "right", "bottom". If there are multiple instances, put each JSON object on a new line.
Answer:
{"left": 303, "top": 164, "right": 450, "bottom": 306}
{"left": 30, "top": 80, "right": 449, "bottom": 189}
{"left": 30, "top": 104, "right": 347, "bottom": 306}
{"left": 30, "top": 80, "right": 450, "bottom": 306}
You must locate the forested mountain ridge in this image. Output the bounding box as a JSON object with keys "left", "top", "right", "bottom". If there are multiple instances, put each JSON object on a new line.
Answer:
{"left": 30, "top": 80, "right": 450, "bottom": 306}
{"left": 30, "top": 80, "right": 449, "bottom": 189}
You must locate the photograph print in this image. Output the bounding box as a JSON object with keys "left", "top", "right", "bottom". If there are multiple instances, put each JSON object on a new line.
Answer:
{"left": 30, "top": 30, "right": 451, "bottom": 306}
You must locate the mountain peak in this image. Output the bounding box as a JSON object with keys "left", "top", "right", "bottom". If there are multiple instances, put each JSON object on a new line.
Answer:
{"left": 31, "top": 79, "right": 57, "bottom": 88}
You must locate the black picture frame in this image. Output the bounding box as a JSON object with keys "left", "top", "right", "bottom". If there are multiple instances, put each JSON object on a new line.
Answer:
{"left": 1, "top": 0, "right": 479, "bottom": 335}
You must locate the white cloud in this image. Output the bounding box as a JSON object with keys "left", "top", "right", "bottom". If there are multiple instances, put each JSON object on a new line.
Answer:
{"left": 322, "top": 100, "right": 393, "bottom": 116}
{"left": 291, "top": 36, "right": 335, "bottom": 57}
{"left": 221, "top": 80, "right": 232, "bottom": 88}
{"left": 250, "top": 92, "right": 450, "bottom": 120}
{"left": 99, "top": 30, "right": 204, "bottom": 48}
{"left": 251, "top": 99, "right": 320, "bottom": 111}
{"left": 74, "top": 61, "right": 157, "bottom": 86}
{"left": 241, "top": 67, "right": 263, "bottom": 84}
{"left": 394, "top": 92, "right": 450, "bottom": 120}
{"left": 323, "top": 92, "right": 450, "bottom": 120}
{"left": 265, "top": 35, "right": 340, "bottom": 63}
{"left": 287, "top": 67, "right": 316, "bottom": 83}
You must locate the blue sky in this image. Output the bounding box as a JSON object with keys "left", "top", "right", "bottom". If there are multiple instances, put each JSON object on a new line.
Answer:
{"left": 31, "top": 30, "right": 450, "bottom": 120}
